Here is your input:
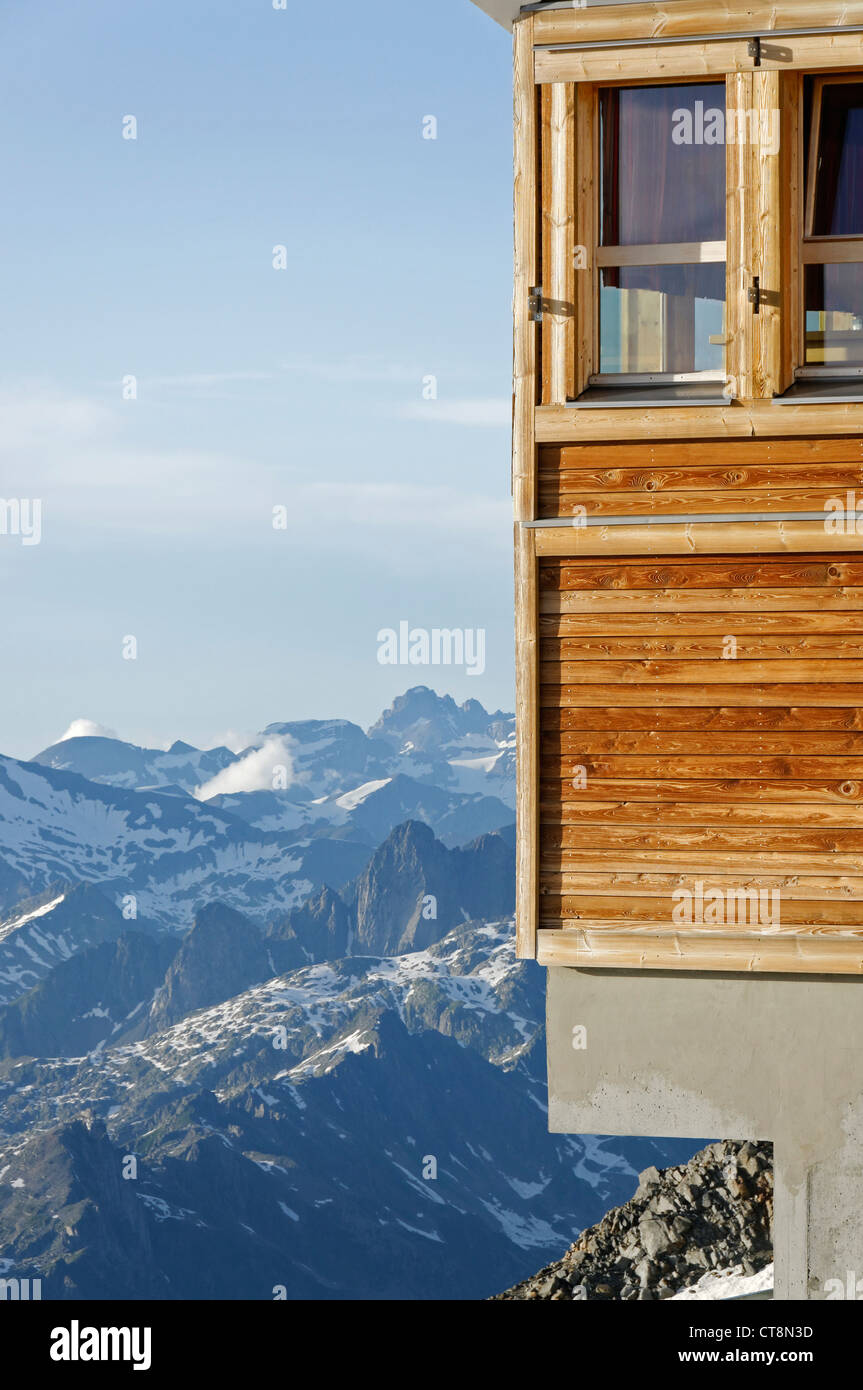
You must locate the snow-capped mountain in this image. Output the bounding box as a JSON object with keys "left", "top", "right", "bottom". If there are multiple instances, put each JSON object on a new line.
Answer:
{"left": 1, "top": 692, "right": 515, "bottom": 935}
{"left": 32, "top": 688, "right": 516, "bottom": 830}
{"left": 31, "top": 735, "right": 238, "bottom": 795}
{"left": 0, "top": 752, "right": 322, "bottom": 931}
{"left": 0, "top": 917, "right": 699, "bottom": 1300}
{"left": 0, "top": 688, "right": 701, "bottom": 1301}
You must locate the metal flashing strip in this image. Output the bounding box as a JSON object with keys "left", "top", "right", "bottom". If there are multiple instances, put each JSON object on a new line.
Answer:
{"left": 522, "top": 512, "right": 863, "bottom": 527}
{"left": 773, "top": 394, "right": 863, "bottom": 405}
{"left": 567, "top": 395, "right": 728, "bottom": 408}
{"left": 535, "top": 24, "right": 863, "bottom": 51}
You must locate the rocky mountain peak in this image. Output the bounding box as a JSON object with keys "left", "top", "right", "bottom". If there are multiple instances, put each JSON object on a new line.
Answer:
{"left": 493, "top": 1140, "right": 774, "bottom": 1301}
{"left": 146, "top": 902, "right": 271, "bottom": 1034}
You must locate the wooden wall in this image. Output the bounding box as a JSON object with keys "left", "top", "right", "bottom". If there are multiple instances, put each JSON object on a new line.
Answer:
{"left": 538, "top": 527, "right": 863, "bottom": 971}
{"left": 538, "top": 437, "right": 863, "bottom": 521}
{"left": 512, "top": 10, "right": 863, "bottom": 970}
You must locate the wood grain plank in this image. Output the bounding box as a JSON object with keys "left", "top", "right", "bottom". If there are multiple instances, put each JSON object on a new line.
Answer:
{"left": 542, "top": 849, "right": 863, "bottom": 875}
{"left": 542, "top": 873, "right": 863, "bottom": 900}
{"left": 536, "top": 928, "right": 863, "bottom": 975}
{"left": 513, "top": 14, "right": 539, "bottom": 962}
{"left": 541, "top": 798, "right": 863, "bottom": 828}
{"left": 573, "top": 83, "right": 594, "bottom": 396}
{"left": 539, "top": 463, "right": 863, "bottom": 496}
{"left": 545, "top": 706, "right": 863, "bottom": 731}
{"left": 541, "top": 895, "right": 863, "bottom": 926}
{"left": 547, "top": 659, "right": 863, "bottom": 684}
{"left": 544, "top": 732, "right": 863, "bottom": 753}
{"left": 532, "top": 1, "right": 863, "bottom": 45}
{"left": 535, "top": 488, "right": 863, "bottom": 517}
{"left": 547, "top": 82, "right": 575, "bottom": 405}
{"left": 541, "top": 439, "right": 863, "bottom": 470}
{"left": 543, "top": 635, "right": 863, "bottom": 661}
{"left": 535, "top": 32, "right": 863, "bottom": 84}
{"left": 542, "top": 612, "right": 863, "bottom": 636}
{"left": 542, "top": 754, "right": 863, "bottom": 777}
{"left": 543, "top": 590, "right": 863, "bottom": 613}
{"left": 534, "top": 523, "right": 863, "bottom": 558}
{"left": 547, "top": 683, "right": 863, "bottom": 707}
{"left": 546, "top": 557, "right": 863, "bottom": 587}
{"left": 539, "top": 776, "right": 863, "bottom": 803}
{"left": 534, "top": 402, "right": 863, "bottom": 444}
{"left": 544, "top": 826, "right": 863, "bottom": 851}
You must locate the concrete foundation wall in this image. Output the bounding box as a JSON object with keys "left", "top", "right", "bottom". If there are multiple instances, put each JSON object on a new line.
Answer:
{"left": 547, "top": 967, "right": 863, "bottom": 1300}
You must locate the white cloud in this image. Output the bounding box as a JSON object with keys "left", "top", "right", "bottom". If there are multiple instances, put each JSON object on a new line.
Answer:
{"left": 195, "top": 736, "right": 294, "bottom": 800}
{"left": 58, "top": 718, "right": 117, "bottom": 743}
{"left": 398, "top": 398, "right": 511, "bottom": 427}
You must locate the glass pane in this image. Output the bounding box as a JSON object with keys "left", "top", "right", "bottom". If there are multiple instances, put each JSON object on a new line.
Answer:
{"left": 600, "top": 83, "right": 726, "bottom": 246}
{"left": 810, "top": 81, "right": 863, "bottom": 236}
{"left": 600, "top": 263, "right": 726, "bottom": 376}
{"left": 804, "top": 263, "right": 863, "bottom": 365}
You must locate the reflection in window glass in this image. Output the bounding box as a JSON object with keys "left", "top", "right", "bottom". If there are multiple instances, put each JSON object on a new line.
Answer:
{"left": 599, "top": 264, "right": 726, "bottom": 376}
{"left": 600, "top": 83, "right": 726, "bottom": 246}
{"left": 810, "top": 82, "right": 863, "bottom": 237}
{"left": 804, "top": 263, "right": 863, "bottom": 365}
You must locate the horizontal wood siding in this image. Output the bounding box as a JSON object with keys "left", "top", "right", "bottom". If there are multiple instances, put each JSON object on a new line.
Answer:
{"left": 538, "top": 437, "right": 863, "bottom": 519}
{"left": 539, "top": 547, "right": 863, "bottom": 960}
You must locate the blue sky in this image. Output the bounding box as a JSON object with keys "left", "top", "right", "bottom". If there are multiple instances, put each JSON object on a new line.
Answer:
{"left": 0, "top": 0, "right": 514, "bottom": 758}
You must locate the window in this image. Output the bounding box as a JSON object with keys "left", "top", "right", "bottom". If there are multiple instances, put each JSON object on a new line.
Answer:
{"left": 596, "top": 82, "right": 727, "bottom": 382}
{"left": 803, "top": 77, "right": 863, "bottom": 373}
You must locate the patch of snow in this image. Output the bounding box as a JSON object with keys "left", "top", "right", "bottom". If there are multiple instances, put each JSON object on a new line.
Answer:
{"left": 671, "top": 1263, "right": 773, "bottom": 1301}
{"left": 0, "top": 894, "right": 65, "bottom": 944}
{"left": 334, "top": 779, "right": 391, "bottom": 811}
{"left": 395, "top": 1219, "right": 443, "bottom": 1243}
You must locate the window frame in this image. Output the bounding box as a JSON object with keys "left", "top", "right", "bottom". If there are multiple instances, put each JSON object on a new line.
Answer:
{"left": 799, "top": 72, "right": 863, "bottom": 378}
{"left": 592, "top": 78, "right": 729, "bottom": 386}
{"left": 537, "top": 64, "right": 863, "bottom": 404}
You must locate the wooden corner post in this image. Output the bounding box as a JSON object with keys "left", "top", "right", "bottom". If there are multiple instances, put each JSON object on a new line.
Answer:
{"left": 513, "top": 13, "right": 539, "bottom": 959}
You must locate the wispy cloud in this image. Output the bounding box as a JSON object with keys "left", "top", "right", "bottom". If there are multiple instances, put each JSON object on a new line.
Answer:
{"left": 195, "top": 736, "right": 294, "bottom": 800}
{"left": 397, "top": 398, "right": 511, "bottom": 427}
{"left": 57, "top": 718, "right": 117, "bottom": 743}
{"left": 0, "top": 386, "right": 509, "bottom": 546}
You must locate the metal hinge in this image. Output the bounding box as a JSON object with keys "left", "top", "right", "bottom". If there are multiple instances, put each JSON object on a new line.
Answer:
{"left": 748, "top": 36, "right": 762, "bottom": 65}
{"left": 748, "top": 276, "right": 761, "bottom": 314}
{"left": 528, "top": 285, "right": 543, "bottom": 323}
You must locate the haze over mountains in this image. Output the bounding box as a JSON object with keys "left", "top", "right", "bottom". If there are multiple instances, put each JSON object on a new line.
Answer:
{"left": 0, "top": 688, "right": 700, "bottom": 1299}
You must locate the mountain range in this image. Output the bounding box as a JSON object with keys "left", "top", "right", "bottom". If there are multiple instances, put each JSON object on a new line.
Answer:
{"left": 0, "top": 688, "right": 702, "bottom": 1299}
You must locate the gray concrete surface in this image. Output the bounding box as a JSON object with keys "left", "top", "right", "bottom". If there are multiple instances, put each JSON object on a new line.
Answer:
{"left": 547, "top": 967, "right": 863, "bottom": 1300}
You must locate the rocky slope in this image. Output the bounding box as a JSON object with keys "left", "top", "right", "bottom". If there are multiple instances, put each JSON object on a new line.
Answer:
{"left": 492, "top": 1140, "right": 773, "bottom": 1301}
